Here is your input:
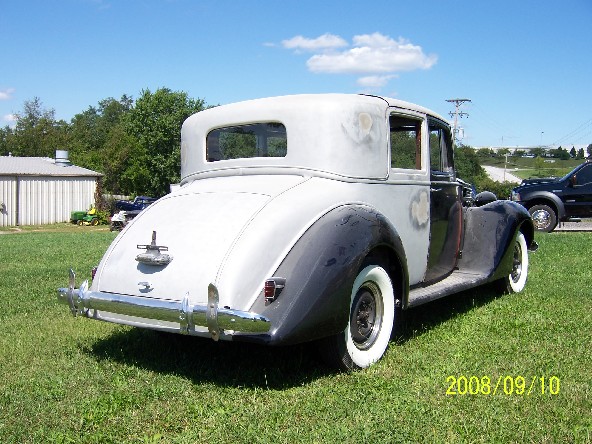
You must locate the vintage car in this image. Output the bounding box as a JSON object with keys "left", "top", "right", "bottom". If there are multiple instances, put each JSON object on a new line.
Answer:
{"left": 59, "top": 94, "right": 537, "bottom": 370}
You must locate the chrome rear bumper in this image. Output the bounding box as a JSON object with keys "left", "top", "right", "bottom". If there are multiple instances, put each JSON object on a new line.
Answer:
{"left": 57, "top": 270, "right": 270, "bottom": 341}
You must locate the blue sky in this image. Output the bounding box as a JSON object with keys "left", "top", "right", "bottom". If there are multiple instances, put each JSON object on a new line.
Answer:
{"left": 1, "top": 0, "right": 591, "bottom": 148}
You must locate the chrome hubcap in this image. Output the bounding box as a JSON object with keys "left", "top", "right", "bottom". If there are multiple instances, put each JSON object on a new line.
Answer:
{"left": 350, "top": 282, "right": 382, "bottom": 350}
{"left": 531, "top": 209, "right": 550, "bottom": 229}
{"left": 511, "top": 241, "right": 523, "bottom": 283}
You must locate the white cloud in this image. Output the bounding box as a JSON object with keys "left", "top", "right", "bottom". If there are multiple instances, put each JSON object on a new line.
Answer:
{"left": 306, "top": 33, "right": 437, "bottom": 74}
{"left": 282, "top": 33, "right": 348, "bottom": 52}
{"left": 357, "top": 75, "right": 397, "bottom": 89}
{"left": 2, "top": 114, "right": 17, "bottom": 127}
{"left": 280, "top": 32, "right": 436, "bottom": 91}
{"left": 0, "top": 88, "right": 15, "bottom": 101}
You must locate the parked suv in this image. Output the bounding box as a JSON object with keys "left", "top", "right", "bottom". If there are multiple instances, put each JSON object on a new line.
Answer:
{"left": 511, "top": 159, "right": 592, "bottom": 232}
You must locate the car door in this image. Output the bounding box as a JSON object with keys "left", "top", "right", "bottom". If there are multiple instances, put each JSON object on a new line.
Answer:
{"left": 425, "top": 120, "right": 462, "bottom": 284}
{"left": 564, "top": 163, "right": 592, "bottom": 217}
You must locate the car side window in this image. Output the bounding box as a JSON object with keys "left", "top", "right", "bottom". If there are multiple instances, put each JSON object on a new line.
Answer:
{"left": 575, "top": 165, "right": 592, "bottom": 186}
{"left": 428, "top": 121, "right": 454, "bottom": 179}
{"left": 389, "top": 114, "right": 422, "bottom": 170}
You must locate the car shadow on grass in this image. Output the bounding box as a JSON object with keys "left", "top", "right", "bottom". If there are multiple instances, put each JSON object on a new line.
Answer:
{"left": 395, "top": 283, "right": 503, "bottom": 343}
{"left": 84, "top": 283, "right": 503, "bottom": 388}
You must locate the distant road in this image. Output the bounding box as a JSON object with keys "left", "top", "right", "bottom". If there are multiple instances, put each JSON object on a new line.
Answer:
{"left": 482, "top": 165, "right": 522, "bottom": 183}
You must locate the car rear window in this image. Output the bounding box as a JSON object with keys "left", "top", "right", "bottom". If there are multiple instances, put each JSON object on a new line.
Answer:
{"left": 206, "top": 122, "right": 287, "bottom": 161}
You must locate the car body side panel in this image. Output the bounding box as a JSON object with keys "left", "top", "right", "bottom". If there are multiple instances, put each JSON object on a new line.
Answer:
{"left": 214, "top": 177, "right": 431, "bottom": 315}
{"left": 459, "top": 200, "right": 534, "bottom": 279}
{"left": 234, "top": 205, "right": 407, "bottom": 345}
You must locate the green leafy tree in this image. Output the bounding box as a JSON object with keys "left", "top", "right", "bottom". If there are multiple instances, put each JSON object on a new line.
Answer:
{"left": 577, "top": 148, "right": 585, "bottom": 159}
{"left": 7, "top": 97, "right": 66, "bottom": 157}
{"left": 0, "top": 125, "right": 13, "bottom": 155}
{"left": 125, "top": 88, "right": 206, "bottom": 196}
{"left": 69, "top": 95, "right": 133, "bottom": 173}
{"left": 570, "top": 147, "right": 577, "bottom": 158}
{"left": 530, "top": 147, "right": 545, "bottom": 158}
{"left": 587, "top": 144, "right": 592, "bottom": 158}
{"left": 476, "top": 147, "right": 494, "bottom": 158}
{"left": 454, "top": 145, "right": 487, "bottom": 185}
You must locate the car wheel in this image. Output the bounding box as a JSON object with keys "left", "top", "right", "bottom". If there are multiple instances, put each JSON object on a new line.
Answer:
{"left": 499, "top": 232, "right": 529, "bottom": 293}
{"left": 529, "top": 204, "right": 557, "bottom": 232}
{"left": 319, "top": 264, "right": 395, "bottom": 371}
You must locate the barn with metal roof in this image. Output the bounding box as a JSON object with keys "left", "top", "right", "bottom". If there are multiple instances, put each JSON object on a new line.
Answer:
{"left": 0, "top": 151, "right": 102, "bottom": 226}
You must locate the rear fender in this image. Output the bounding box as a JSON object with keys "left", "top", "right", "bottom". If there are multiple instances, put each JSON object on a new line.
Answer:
{"left": 239, "top": 204, "right": 407, "bottom": 345}
{"left": 460, "top": 200, "right": 535, "bottom": 279}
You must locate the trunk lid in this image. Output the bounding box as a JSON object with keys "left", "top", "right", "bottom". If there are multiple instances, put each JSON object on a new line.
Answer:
{"left": 95, "top": 176, "right": 304, "bottom": 305}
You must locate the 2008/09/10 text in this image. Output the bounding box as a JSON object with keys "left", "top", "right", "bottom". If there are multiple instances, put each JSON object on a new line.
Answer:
{"left": 446, "top": 375, "right": 560, "bottom": 396}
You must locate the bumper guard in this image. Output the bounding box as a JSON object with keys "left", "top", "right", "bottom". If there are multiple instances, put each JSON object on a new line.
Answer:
{"left": 57, "top": 269, "right": 271, "bottom": 341}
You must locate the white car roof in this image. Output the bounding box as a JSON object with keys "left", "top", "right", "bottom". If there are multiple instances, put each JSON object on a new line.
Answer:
{"left": 180, "top": 94, "right": 447, "bottom": 183}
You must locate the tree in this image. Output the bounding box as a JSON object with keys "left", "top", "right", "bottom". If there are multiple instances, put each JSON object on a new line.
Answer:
{"left": 476, "top": 147, "right": 494, "bottom": 158}
{"left": 570, "top": 146, "right": 577, "bottom": 158}
{"left": 8, "top": 97, "right": 64, "bottom": 157}
{"left": 577, "top": 148, "right": 585, "bottom": 159}
{"left": 68, "top": 95, "right": 134, "bottom": 173}
{"left": 587, "top": 144, "right": 592, "bottom": 158}
{"left": 530, "top": 147, "right": 545, "bottom": 158}
{"left": 454, "top": 145, "right": 486, "bottom": 185}
{"left": 125, "top": 88, "right": 206, "bottom": 196}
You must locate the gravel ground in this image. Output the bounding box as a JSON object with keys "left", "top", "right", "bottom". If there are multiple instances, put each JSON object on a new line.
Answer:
{"left": 555, "top": 219, "right": 592, "bottom": 232}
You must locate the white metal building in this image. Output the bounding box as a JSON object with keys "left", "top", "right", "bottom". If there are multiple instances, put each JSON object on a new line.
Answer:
{"left": 0, "top": 151, "right": 102, "bottom": 227}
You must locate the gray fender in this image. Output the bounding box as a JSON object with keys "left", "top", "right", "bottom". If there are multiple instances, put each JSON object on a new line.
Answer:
{"left": 240, "top": 204, "right": 408, "bottom": 346}
{"left": 460, "top": 200, "right": 535, "bottom": 280}
{"left": 521, "top": 190, "right": 566, "bottom": 220}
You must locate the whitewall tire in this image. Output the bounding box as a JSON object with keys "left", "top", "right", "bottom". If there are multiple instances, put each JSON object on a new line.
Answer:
{"left": 319, "top": 263, "right": 396, "bottom": 371}
{"left": 504, "top": 232, "right": 529, "bottom": 293}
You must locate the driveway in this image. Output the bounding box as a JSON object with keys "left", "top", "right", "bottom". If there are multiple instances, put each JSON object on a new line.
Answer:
{"left": 482, "top": 165, "right": 522, "bottom": 183}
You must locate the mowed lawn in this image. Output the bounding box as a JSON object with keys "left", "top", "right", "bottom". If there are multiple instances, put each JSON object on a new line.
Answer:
{"left": 0, "top": 226, "right": 590, "bottom": 443}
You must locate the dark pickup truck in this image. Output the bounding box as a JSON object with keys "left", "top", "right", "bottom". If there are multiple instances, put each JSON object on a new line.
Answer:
{"left": 114, "top": 196, "right": 156, "bottom": 212}
{"left": 511, "top": 160, "right": 592, "bottom": 231}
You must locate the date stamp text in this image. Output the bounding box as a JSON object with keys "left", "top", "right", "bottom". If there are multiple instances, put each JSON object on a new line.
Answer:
{"left": 446, "top": 375, "right": 560, "bottom": 396}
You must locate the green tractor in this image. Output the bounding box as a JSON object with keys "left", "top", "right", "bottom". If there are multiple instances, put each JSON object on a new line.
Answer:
{"left": 70, "top": 206, "right": 99, "bottom": 226}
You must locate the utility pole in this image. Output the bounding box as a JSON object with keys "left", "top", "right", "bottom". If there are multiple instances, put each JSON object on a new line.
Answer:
{"left": 446, "top": 98, "right": 471, "bottom": 144}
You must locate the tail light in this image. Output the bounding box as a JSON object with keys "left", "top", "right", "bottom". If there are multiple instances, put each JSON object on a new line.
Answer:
{"left": 264, "top": 277, "right": 286, "bottom": 304}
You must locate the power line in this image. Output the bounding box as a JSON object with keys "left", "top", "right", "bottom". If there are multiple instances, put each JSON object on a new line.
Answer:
{"left": 446, "top": 98, "right": 471, "bottom": 143}
{"left": 551, "top": 119, "right": 592, "bottom": 146}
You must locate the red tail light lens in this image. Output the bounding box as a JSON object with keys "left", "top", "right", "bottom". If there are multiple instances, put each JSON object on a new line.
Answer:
{"left": 264, "top": 280, "right": 276, "bottom": 299}
{"left": 264, "top": 277, "right": 286, "bottom": 304}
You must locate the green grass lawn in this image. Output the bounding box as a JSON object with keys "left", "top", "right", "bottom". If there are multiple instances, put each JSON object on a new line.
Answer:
{"left": 0, "top": 227, "right": 590, "bottom": 443}
{"left": 480, "top": 157, "right": 582, "bottom": 180}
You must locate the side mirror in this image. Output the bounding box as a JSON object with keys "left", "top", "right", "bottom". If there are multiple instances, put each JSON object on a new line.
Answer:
{"left": 569, "top": 175, "right": 577, "bottom": 187}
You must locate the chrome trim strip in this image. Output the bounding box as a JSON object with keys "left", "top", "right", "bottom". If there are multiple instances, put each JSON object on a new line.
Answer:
{"left": 57, "top": 282, "right": 271, "bottom": 337}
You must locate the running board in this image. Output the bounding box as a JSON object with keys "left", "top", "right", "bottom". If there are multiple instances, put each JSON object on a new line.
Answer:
{"left": 407, "top": 270, "right": 490, "bottom": 308}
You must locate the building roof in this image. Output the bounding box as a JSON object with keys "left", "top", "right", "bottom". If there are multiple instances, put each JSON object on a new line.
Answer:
{"left": 0, "top": 156, "right": 102, "bottom": 177}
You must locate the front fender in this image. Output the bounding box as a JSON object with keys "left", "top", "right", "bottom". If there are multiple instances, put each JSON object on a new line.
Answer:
{"left": 238, "top": 204, "right": 407, "bottom": 345}
{"left": 460, "top": 200, "right": 535, "bottom": 279}
{"left": 521, "top": 190, "right": 566, "bottom": 220}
